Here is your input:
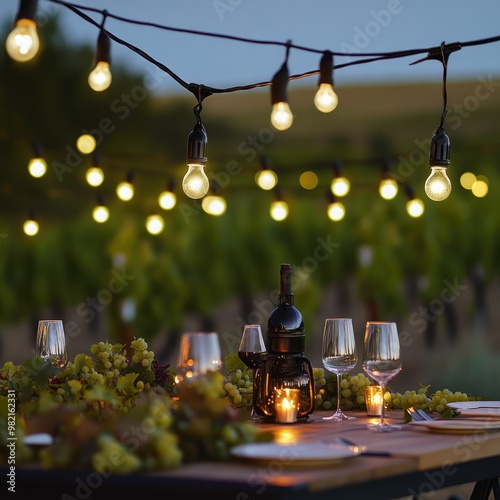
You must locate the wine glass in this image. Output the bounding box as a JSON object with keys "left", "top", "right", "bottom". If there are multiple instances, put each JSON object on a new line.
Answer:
{"left": 362, "top": 321, "right": 402, "bottom": 432}
{"left": 176, "top": 332, "right": 222, "bottom": 379}
{"left": 238, "top": 324, "right": 266, "bottom": 419}
{"left": 35, "top": 319, "right": 68, "bottom": 368}
{"left": 321, "top": 318, "right": 358, "bottom": 421}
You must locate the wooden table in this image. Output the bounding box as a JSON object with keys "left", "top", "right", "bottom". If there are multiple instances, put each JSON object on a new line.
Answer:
{"left": 8, "top": 410, "right": 500, "bottom": 499}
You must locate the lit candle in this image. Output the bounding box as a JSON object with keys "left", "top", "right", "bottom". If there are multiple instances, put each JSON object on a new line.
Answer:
{"left": 275, "top": 388, "right": 299, "bottom": 423}
{"left": 365, "top": 385, "right": 383, "bottom": 417}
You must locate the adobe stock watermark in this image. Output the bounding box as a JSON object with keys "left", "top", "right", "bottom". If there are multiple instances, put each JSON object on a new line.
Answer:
{"left": 178, "top": 125, "right": 275, "bottom": 224}
{"left": 52, "top": 66, "right": 166, "bottom": 183}
{"left": 220, "top": 235, "right": 341, "bottom": 353}
{"left": 399, "top": 277, "right": 467, "bottom": 348}
{"left": 338, "top": 0, "right": 406, "bottom": 59}
{"left": 213, "top": 0, "right": 244, "bottom": 21}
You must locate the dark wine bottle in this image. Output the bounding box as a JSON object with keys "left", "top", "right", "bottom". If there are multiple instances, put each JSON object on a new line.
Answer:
{"left": 253, "top": 263, "right": 315, "bottom": 420}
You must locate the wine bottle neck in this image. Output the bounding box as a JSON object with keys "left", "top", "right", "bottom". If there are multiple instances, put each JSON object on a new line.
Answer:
{"left": 279, "top": 264, "right": 294, "bottom": 306}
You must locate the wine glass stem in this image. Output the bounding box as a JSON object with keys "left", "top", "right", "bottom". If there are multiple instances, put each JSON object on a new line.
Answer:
{"left": 379, "top": 384, "right": 385, "bottom": 426}
{"left": 336, "top": 374, "right": 342, "bottom": 414}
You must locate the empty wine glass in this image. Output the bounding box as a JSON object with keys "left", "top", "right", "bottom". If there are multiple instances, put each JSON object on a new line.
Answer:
{"left": 238, "top": 324, "right": 266, "bottom": 419}
{"left": 35, "top": 319, "right": 68, "bottom": 368}
{"left": 176, "top": 332, "right": 222, "bottom": 380}
{"left": 321, "top": 318, "right": 358, "bottom": 421}
{"left": 362, "top": 321, "right": 402, "bottom": 432}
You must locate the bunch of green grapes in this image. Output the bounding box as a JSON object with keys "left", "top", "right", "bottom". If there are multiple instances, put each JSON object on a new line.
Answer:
{"left": 174, "top": 372, "right": 267, "bottom": 462}
{"left": 314, "top": 368, "right": 372, "bottom": 411}
{"left": 386, "top": 386, "right": 475, "bottom": 418}
{"left": 222, "top": 368, "right": 254, "bottom": 408}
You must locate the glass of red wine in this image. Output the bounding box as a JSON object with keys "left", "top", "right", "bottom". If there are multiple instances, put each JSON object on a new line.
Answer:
{"left": 238, "top": 324, "right": 266, "bottom": 419}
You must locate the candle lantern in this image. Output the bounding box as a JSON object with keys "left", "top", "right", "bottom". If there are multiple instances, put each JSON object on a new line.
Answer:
{"left": 365, "top": 385, "right": 384, "bottom": 416}
{"left": 253, "top": 264, "right": 315, "bottom": 421}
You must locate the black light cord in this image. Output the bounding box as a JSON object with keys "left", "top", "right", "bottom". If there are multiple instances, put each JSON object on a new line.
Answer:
{"left": 48, "top": 0, "right": 500, "bottom": 101}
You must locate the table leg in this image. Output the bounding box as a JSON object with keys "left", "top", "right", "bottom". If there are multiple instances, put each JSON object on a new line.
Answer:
{"left": 469, "top": 477, "right": 500, "bottom": 500}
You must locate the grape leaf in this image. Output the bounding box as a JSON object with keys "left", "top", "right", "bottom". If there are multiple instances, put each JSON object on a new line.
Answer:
{"left": 224, "top": 353, "right": 246, "bottom": 373}
{"left": 84, "top": 385, "right": 119, "bottom": 406}
{"left": 116, "top": 373, "right": 139, "bottom": 397}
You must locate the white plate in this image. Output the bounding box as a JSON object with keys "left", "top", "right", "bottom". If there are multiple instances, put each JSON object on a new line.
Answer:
{"left": 23, "top": 433, "right": 54, "bottom": 446}
{"left": 455, "top": 408, "right": 500, "bottom": 418}
{"left": 230, "top": 442, "right": 360, "bottom": 466}
{"left": 410, "top": 419, "right": 500, "bottom": 434}
{"left": 448, "top": 401, "right": 500, "bottom": 410}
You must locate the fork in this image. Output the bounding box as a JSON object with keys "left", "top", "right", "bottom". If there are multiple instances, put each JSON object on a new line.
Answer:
{"left": 407, "top": 407, "right": 433, "bottom": 421}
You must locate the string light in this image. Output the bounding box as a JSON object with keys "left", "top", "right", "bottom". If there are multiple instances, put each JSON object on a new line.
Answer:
{"left": 158, "top": 179, "right": 177, "bottom": 210}
{"left": 28, "top": 144, "right": 47, "bottom": 178}
{"left": 23, "top": 209, "right": 39, "bottom": 236}
{"left": 88, "top": 23, "right": 112, "bottom": 92}
{"left": 76, "top": 134, "right": 97, "bottom": 154}
{"left": 314, "top": 51, "right": 339, "bottom": 113}
{"left": 270, "top": 189, "right": 289, "bottom": 221}
{"left": 85, "top": 153, "right": 104, "bottom": 187}
{"left": 116, "top": 170, "right": 135, "bottom": 201}
{"left": 92, "top": 195, "right": 109, "bottom": 223}
{"left": 299, "top": 171, "right": 318, "bottom": 190}
{"left": 405, "top": 185, "right": 425, "bottom": 218}
{"left": 255, "top": 156, "right": 278, "bottom": 190}
{"left": 270, "top": 42, "right": 293, "bottom": 131}
{"left": 201, "top": 183, "right": 226, "bottom": 216}
{"left": 326, "top": 192, "right": 345, "bottom": 221}
{"left": 330, "top": 162, "right": 350, "bottom": 197}
{"left": 5, "top": 0, "right": 40, "bottom": 62}
{"left": 182, "top": 103, "right": 209, "bottom": 199}
{"left": 471, "top": 176, "right": 488, "bottom": 198}
{"left": 460, "top": 172, "right": 476, "bottom": 190}
{"left": 146, "top": 214, "right": 164, "bottom": 235}
{"left": 379, "top": 161, "right": 398, "bottom": 200}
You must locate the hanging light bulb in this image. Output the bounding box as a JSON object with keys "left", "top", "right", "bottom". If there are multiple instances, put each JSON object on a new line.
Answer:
{"left": 202, "top": 182, "right": 226, "bottom": 216}
{"left": 28, "top": 144, "right": 46, "bottom": 178}
{"left": 76, "top": 134, "right": 96, "bottom": 154}
{"left": 405, "top": 185, "right": 425, "bottom": 218}
{"left": 23, "top": 209, "right": 38, "bottom": 236}
{"left": 88, "top": 28, "right": 112, "bottom": 92}
{"left": 270, "top": 189, "right": 288, "bottom": 221}
{"left": 182, "top": 120, "right": 209, "bottom": 199}
{"left": 158, "top": 178, "right": 177, "bottom": 210}
{"left": 5, "top": 0, "right": 40, "bottom": 62}
{"left": 326, "top": 191, "right": 345, "bottom": 221}
{"left": 314, "top": 51, "right": 339, "bottom": 113}
{"left": 330, "top": 161, "right": 349, "bottom": 197}
{"left": 116, "top": 170, "right": 135, "bottom": 201}
{"left": 270, "top": 43, "right": 293, "bottom": 131}
{"left": 92, "top": 195, "right": 109, "bottom": 223}
{"left": 379, "top": 160, "right": 398, "bottom": 200}
{"left": 425, "top": 127, "right": 451, "bottom": 201}
{"left": 255, "top": 156, "right": 278, "bottom": 190}
{"left": 86, "top": 152, "right": 104, "bottom": 187}
{"left": 146, "top": 214, "right": 164, "bottom": 235}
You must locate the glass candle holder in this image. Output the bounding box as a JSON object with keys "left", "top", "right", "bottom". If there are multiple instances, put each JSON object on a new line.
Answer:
{"left": 365, "top": 385, "right": 383, "bottom": 417}
{"left": 275, "top": 388, "right": 299, "bottom": 423}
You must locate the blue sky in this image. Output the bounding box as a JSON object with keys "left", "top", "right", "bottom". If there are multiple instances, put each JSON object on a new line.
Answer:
{"left": 2, "top": 0, "right": 500, "bottom": 94}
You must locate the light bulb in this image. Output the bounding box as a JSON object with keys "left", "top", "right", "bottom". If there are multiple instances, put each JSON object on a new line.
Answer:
{"left": 158, "top": 190, "right": 176, "bottom": 210}
{"left": 270, "top": 102, "right": 293, "bottom": 131}
{"left": 23, "top": 219, "right": 38, "bottom": 236}
{"left": 202, "top": 195, "right": 226, "bottom": 216}
{"left": 331, "top": 176, "right": 350, "bottom": 197}
{"left": 116, "top": 181, "right": 134, "bottom": 201}
{"left": 255, "top": 169, "right": 278, "bottom": 190}
{"left": 314, "top": 83, "right": 339, "bottom": 113}
{"left": 406, "top": 198, "right": 425, "bottom": 218}
{"left": 379, "top": 178, "right": 398, "bottom": 200}
{"left": 76, "top": 134, "right": 96, "bottom": 154}
{"left": 86, "top": 167, "right": 104, "bottom": 187}
{"left": 327, "top": 201, "right": 345, "bottom": 221}
{"left": 270, "top": 200, "right": 289, "bottom": 221}
{"left": 471, "top": 179, "right": 488, "bottom": 198}
{"left": 28, "top": 157, "right": 47, "bottom": 178}
{"left": 88, "top": 61, "right": 112, "bottom": 92}
{"left": 92, "top": 205, "right": 109, "bottom": 223}
{"left": 146, "top": 214, "right": 164, "bottom": 235}
{"left": 182, "top": 163, "right": 209, "bottom": 199}
{"left": 6, "top": 19, "right": 39, "bottom": 62}
{"left": 425, "top": 166, "right": 451, "bottom": 201}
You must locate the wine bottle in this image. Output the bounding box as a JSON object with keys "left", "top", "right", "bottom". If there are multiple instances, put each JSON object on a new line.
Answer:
{"left": 253, "top": 263, "right": 315, "bottom": 420}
